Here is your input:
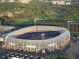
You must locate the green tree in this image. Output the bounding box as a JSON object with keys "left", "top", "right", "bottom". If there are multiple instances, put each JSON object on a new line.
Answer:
{"left": 48, "top": 55, "right": 55, "bottom": 59}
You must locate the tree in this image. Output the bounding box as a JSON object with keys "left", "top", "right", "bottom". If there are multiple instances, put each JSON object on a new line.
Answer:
{"left": 48, "top": 55, "right": 55, "bottom": 59}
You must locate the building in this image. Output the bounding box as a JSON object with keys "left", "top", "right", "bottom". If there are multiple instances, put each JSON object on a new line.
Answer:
{"left": 19, "top": 0, "right": 31, "bottom": 4}
{"left": 0, "top": 0, "right": 17, "bottom": 3}
{"left": 4, "top": 26, "right": 70, "bottom": 53}
{"left": 0, "top": 0, "right": 78, "bottom": 4}
{"left": 0, "top": 0, "right": 31, "bottom": 4}
{"left": 40, "top": 0, "right": 73, "bottom": 5}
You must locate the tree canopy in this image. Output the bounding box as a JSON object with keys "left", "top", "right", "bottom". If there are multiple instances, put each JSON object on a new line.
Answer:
{"left": 0, "top": 0, "right": 79, "bottom": 25}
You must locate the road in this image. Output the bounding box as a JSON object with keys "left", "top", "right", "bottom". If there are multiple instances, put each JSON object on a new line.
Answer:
{"left": 66, "top": 40, "right": 79, "bottom": 59}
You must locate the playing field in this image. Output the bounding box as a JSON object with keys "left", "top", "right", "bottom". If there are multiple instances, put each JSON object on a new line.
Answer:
{"left": 17, "top": 31, "right": 61, "bottom": 40}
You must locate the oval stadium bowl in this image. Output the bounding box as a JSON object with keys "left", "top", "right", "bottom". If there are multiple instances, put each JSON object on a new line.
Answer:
{"left": 5, "top": 26, "right": 70, "bottom": 53}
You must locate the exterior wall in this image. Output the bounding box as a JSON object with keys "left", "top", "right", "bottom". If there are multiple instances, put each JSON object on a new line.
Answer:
{"left": 5, "top": 26, "right": 70, "bottom": 53}
{"left": 40, "top": 0, "right": 72, "bottom": 5}
{"left": 51, "top": 1, "right": 71, "bottom": 5}
{"left": 0, "top": 0, "right": 31, "bottom": 3}
{"left": 19, "top": 0, "right": 31, "bottom": 4}
{"left": 0, "top": 0, "right": 4, "bottom": 3}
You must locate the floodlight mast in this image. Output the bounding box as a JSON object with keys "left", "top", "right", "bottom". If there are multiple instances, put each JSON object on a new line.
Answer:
{"left": 67, "top": 21, "right": 73, "bottom": 30}
{"left": 34, "top": 19, "right": 38, "bottom": 31}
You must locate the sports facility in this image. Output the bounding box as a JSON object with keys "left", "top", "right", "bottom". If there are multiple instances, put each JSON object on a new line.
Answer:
{"left": 5, "top": 26, "right": 70, "bottom": 53}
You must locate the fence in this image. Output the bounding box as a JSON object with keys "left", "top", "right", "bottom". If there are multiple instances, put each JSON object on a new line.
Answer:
{"left": 2, "top": 20, "right": 79, "bottom": 35}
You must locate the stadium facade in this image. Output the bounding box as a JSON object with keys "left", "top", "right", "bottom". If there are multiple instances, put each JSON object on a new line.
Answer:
{"left": 4, "top": 26, "right": 70, "bottom": 53}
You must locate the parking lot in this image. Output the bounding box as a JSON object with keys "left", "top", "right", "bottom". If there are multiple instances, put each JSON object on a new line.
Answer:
{"left": 0, "top": 49, "right": 48, "bottom": 59}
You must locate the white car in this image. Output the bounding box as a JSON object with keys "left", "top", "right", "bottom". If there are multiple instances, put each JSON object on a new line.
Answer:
{"left": 11, "top": 57, "right": 21, "bottom": 59}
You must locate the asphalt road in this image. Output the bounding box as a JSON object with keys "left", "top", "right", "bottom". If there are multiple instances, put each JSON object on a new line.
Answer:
{"left": 66, "top": 40, "right": 79, "bottom": 59}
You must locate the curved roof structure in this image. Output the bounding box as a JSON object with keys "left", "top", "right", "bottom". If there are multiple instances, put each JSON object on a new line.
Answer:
{"left": 5, "top": 26, "right": 70, "bottom": 51}
{"left": 5, "top": 26, "right": 70, "bottom": 42}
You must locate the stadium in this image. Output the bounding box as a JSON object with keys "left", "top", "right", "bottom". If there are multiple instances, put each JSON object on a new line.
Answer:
{"left": 4, "top": 26, "right": 70, "bottom": 53}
